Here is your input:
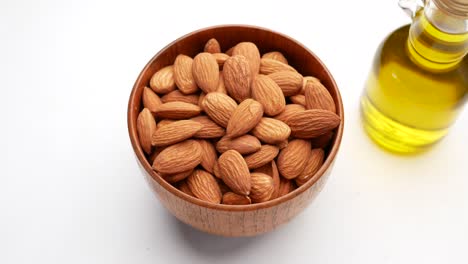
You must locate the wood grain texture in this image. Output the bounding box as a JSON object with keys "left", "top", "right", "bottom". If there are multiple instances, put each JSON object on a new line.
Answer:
{"left": 128, "top": 25, "right": 344, "bottom": 237}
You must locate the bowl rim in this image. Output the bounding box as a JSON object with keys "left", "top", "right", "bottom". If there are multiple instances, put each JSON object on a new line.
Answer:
{"left": 127, "top": 24, "right": 344, "bottom": 212}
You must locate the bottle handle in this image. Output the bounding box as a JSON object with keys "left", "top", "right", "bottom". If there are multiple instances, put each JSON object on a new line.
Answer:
{"left": 399, "top": 0, "right": 425, "bottom": 19}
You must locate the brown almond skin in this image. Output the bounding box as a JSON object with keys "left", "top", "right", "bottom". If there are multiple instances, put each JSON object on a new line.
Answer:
{"left": 192, "top": 52, "right": 220, "bottom": 93}
{"left": 250, "top": 173, "right": 274, "bottom": 203}
{"left": 160, "top": 169, "right": 193, "bottom": 183}
{"left": 277, "top": 177, "right": 295, "bottom": 197}
{"left": 301, "top": 76, "right": 321, "bottom": 94}
{"left": 161, "top": 90, "right": 199, "bottom": 105}
{"left": 287, "top": 109, "right": 341, "bottom": 138}
{"left": 218, "top": 150, "right": 251, "bottom": 196}
{"left": 226, "top": 99, "right": 264, "bottom": 138}
{"left": 304, "top": 81, "right": 336, "bottom": 113}
{"left": 252, "top": 117, "right": 291, "bottom": 144}
{"left": 260, "top": 58, "right": 296, "bottom": 75}
{"left": 244, "top": 145, "right": 279, "bottom": 169}
{"left": 217, "top": 71, "right": 227, "bottom": 93}
{"left": 137, "top": 108, "right": 157, "bottom": 155}
{"left": 204, "top": 38, "right": 221, "bottom": 54}
{"left": 262, "top": 51, "right": 288, "bottom": 64}
{"left": 274, "top": 104, "right": 305, "bottom": 124}
{"left": 251, "top": 74, "right": 286, "bottom": 116}
{"left": 143, "top": 87, "right": 163, "bottom": 113}
{"left": 173, "top": 54, "right": 199, "bottom": 94}
{"left": 254, "top": 160, "right": 280, "bottom": 200}
{"left": 277, "top": 139, "right": 311, "bottom": 179}
{"left": 296, "top": 148, "right": 325, "bottom": 186}
{"left": 268, "top": 71, "right": 303, "bottom": 96}
{"left": 222, "top": 192, "right": 251, "bottom": 205}
{"left": 187, "top": 170, "right": 222, "bottom": 204}
{"left": 154, "top": 102, "right": 201, "bottom": 119}
{"left": 191, "top": 115, "right": 226, "bottom": 138}
{"left": 153, "top": 140, "right": 202, "bottom": 174}
{"left": 196, "top": 139, "right": 217, "bottom": 174}
{"left": 232, "top": 42, "right": 261, "bottom": 76}
{"left": 216, "top": 135, "right": 261, "bottom": 155}
{"left": 310, "top": 131, "right": 334, "bottom": 148}
{"left": 149, "top": 65, "right": 176, "bottom": 94}
{"left": 156, "top": 119, "right": 175, "bottom": 129}
{"left": 201, "top": 92, "right": 237, "bottom": 127}
{"left": 178, "top": 180, "right": 194, "bottom": 197}
{"left": 289, "top": 94, "right": 306, "bottom": 106}
{"left": 151, "top": 120, "right": 203, "bottom": 147}
{"left": 213, "top": 53, "right": 230, "bottom": 68}
{"left": 223, "top": 55, "right": 252, "bottom": 103}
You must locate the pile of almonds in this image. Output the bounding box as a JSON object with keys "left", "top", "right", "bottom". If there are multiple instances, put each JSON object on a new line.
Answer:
{"left": 137, "top": 38, "right": 340, "bottom": 205}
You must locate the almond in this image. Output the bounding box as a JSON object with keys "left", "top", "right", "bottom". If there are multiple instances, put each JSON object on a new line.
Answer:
{"left": 277, "top": 177, "right": 295, "bottom": 197}
{"left": 151, "top": 120, "right": 202, "bottom": 147}
{"left": 310, "top": 131, "right": 334, "bottom": 148}
{"left": 304, "top": 81, "right": 336, "bottom": 113}
{"left": 277, "top": 140, "right": 289, "bottom": 149}
{"left": 161, "top": 90, "right": 199, "bottom": 105}
{"left": 201, "top": 92, "right": 237, "bottom": 127}
{"left": 149, "top": 65, "right": 176, "bottom": 94}
{"left": 251, "top": 74, "right": 286, "bottom": 116}
{"left": 296, "top": 148, "right": 324, "bottom": 186}
{"left": 192, "top": 52, "right": 219, "bottom": 93}
{"left": 154, "top": 102, "right": 201, "bottom": 119}
{"left": 254, "top": 160, "right": 280, "bottom": 200}
{"left": 289, "top": 94, "right": 306, "bottom": 106}
{"left": 251, "top": 118, "right": 290, "bottom": 144}
{"left": 173, "top": 54, "right": 199, "bottom": 94}
{"left": 187, "top": 169, "right": 222, "bottom": 204}
{"left": 143, "top": 87, "right": 163, "bottom": 113}
{"left": 232, "top": 42, "right": 261, "bottom": 76}
{"left": 153, "top": 140, "right": 202, "bottom": 174}
{"left": 204, "top": 38, "right": 221, "bottom": 54}
{"left": 226, "top": 99, "right": 264, "bottom": 138}
{"left": 197, "top": 139, "right": 217, "bottom": 173}
{"left": 287, "top": 109, "right": 341, "bottom": 138}
{"left": 191, "top": 115, "right": 226, "bottom": 138}
{"left": 301, "top": 76, "right": 321, "bottom": 94}
{"left": 222, "top": 192, "right": 251, "bottom": 205}
{"left": 217, "top": 71, "right": 227, "bottom": 93}
{"left": 225, "top": 46, "right": 235, "bottom": 56}
{"left": 217, "top": 150, "right": 251, "bottom": 196}
{"left": 213, "top": 53, "right": 230, "bottom": 69}
{"left": 198, "top": 92, "right": 206, "bottom": 110}
{"left": 244, "top": 145, "right": 279, "bottom": 169}
{"left": 217, "top": 178, "right": 231, "bottom": 193}
{"left": 213, "top": 160, "right": 221, "bottom": 179}
{"left": 137, "top": 108, "right": 156, "bottom": 155}
{"left": 223, "top": 55, "right": 252, "bottom": 103}
{"left": 250, "top": 173, "right": 274, "bottom": 203}
{"left": 262, "top": 51, "right": 288, "bottom": 64}
{"left": 160, "top": 169, "right": 193, "bottom": 183}
{"left": 277, "top": 139, "right": 311, "bottom": 179}
{"left": 268, "top": 71, "right": 303, "bottom": 96}
{"left": 274, "top": 104, "right": 305, "bottom": 123}
{"left": 216, "top": 134, "right": 261, "bottom": 155}
{"left": 156, "top": 119, "right": 175, "bottom": 129}
{"left": 178, "top": 180, "right": 194, "bottom": 196}
{"left": 260, "top": 58, "right": 296, "bottom": 75}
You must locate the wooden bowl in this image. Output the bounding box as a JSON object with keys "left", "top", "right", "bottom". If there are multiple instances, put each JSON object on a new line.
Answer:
{"left": 127, "top": 25, "right": 344, "bottom": 237}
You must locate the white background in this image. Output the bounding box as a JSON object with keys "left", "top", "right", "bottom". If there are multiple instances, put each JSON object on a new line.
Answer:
{"left": 2, "top": 0, "right": 468, "bottom": 263}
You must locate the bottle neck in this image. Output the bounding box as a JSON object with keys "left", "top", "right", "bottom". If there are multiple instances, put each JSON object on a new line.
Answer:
{"left": 406, "top": 0, "right": 468, "bottom": 72}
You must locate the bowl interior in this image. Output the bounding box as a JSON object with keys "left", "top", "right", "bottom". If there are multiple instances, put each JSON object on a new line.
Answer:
{"left": 128, "top": 25, "right": 344, "bottom": 211}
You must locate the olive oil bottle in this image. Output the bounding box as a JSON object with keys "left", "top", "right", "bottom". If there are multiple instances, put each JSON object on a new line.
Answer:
{"left": 360, "top": 0, "right": 468, "bottom": 153}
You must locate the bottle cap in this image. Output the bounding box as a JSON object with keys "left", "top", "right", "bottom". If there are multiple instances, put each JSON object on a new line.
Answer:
{"left": 433, "top": 0, "right": 468, "bottom": 19}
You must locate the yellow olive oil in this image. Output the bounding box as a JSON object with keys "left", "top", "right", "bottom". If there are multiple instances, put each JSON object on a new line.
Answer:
{"left": 360, "top": 11, "right": 468, "bottom": 154}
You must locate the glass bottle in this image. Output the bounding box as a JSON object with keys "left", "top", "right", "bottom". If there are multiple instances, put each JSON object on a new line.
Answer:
{"left": 360, "top": 0, "right": 468, "bottom": 154}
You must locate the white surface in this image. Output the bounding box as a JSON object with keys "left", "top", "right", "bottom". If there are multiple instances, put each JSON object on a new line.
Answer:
{"left": 2, "top": 0, "right": 467, "bottom": 263}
